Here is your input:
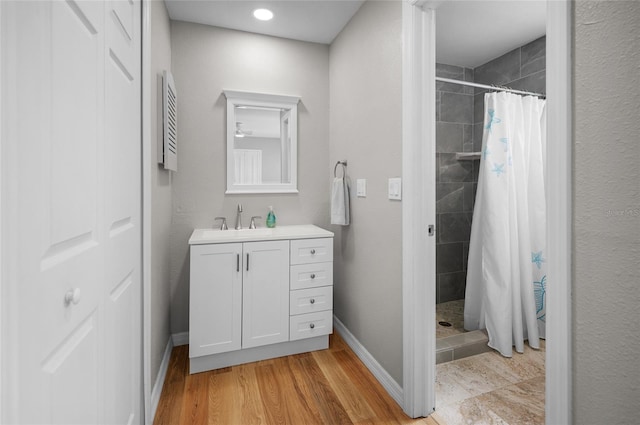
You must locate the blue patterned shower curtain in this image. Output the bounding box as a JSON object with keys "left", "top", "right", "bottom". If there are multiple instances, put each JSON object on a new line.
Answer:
{"left": 464, "top": 92, "right": 547, "bottom": 357}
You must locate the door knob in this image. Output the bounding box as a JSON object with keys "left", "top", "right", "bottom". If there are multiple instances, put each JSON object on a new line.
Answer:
{"left": 64, "top": 288, "right": 81, "bottom": 306}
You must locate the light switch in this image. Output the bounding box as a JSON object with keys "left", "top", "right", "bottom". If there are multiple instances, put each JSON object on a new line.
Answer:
{"left": 356, "top": 179, "right": 367, "bottom": 197}
{"left": 388, "top": 178, "right": 402, "bottom": 200}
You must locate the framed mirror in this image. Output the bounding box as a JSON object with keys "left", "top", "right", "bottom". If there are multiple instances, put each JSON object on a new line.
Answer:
{"left": 224, "top": 90, "right": 300, "bottom": 194}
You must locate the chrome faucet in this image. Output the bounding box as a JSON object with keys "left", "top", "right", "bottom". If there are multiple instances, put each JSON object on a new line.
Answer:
{"left": 235, "top": 204, "right": 243, "bottom": 230}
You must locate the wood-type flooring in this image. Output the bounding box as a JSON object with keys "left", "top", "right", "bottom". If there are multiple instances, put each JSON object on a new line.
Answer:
{"left": 153, "top": 332, "right": 439, "bottom": 425}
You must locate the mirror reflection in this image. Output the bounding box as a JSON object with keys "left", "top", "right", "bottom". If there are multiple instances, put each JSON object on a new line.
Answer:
{"left": 224, "top": 91, "right": 299, "bottom": 194}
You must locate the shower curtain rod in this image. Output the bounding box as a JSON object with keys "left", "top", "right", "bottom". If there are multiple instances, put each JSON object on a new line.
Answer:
{"left": 436, "top": 77, "right": 546, "bottom": 98}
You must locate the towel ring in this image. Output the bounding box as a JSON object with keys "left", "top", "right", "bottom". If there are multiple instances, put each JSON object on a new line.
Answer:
{"left": 334, "top": 160, "right": 347, "bottom": 178}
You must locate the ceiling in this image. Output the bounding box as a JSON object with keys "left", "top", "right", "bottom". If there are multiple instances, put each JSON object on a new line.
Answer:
{"left": 164, "top": 0, "right": 365, "bottom": 45}
{"left": 435, "top": 1, "right": 546, "bottom": 68}
{"left": 164, "top": 0, "right": 546, "bottom": 68}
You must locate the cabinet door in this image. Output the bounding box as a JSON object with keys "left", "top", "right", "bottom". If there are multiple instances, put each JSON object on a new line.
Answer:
{"left": 190, "top": 243, "right": 243, "bottom": 357}
{"left": 242, "top": 240, "right": 290, "bottom": 349}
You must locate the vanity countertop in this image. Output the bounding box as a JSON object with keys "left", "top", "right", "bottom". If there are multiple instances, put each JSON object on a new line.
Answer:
{"left": 189, "top": 224, "right": 334, "bottom": 245}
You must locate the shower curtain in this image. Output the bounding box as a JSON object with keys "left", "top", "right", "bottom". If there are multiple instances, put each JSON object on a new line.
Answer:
{"left": 464, "top": 91, "right": 547, "bottom": 357}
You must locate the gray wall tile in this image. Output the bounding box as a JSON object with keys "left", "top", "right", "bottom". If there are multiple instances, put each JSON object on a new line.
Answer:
{"left": 510, "top": 70, "right": 546, "bottom": 96}
{"left": 463, "top": 182, "right": 476, "bottom": 212}
{"left": 474, "top": 48, "right": 521, "bottom": 85}
{"left": 436, "top": 123, "right": 464, "bottom": 153}
{"left": 439, "top": 212, "right": 472, "bottom": 243}
{"left": 521, "top": 36, "right": 546, "bottom": 76}
{"left": 441, "top": 92, "right": 473, "bottom": 124}
{"left": 438, "top": 271, "right": 467, "bottom": 303}
{"left": 437, "top": 182, "right": 465, "bottom": 213}
{"left": 474, "top": 93, "right": 485, "bottom": 124}
{"left": 437, "top": 63, "right": 466, "bottom": 93}
{"left": 463, "top": 124, "right": 473, "bottom": 152}
{"left": 436, "top": 243, "right": 463, "bottom": 274}
{"left": 439, "top": 153, "right": 474, "bottom": 182}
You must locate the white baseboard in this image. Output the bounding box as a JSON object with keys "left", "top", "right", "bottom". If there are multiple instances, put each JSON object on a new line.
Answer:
{"left": 172, "top": 331, "right": 189, "bottom": 346}
{"left": 150, "top": 337, "right": 174, "bottom": 423}
{"left": 332, "top": 315, "right": 404, "bottom": 406}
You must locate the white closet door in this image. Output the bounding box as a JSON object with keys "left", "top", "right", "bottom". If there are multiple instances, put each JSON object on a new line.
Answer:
{"left": 2, "top": 1, "right": 141, "bottom": 423}
{"left": 103, "top": 0, "right": 142, "bottom": 424}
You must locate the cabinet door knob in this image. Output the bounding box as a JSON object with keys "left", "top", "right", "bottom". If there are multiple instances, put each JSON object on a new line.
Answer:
{"left": 310, "top": 274, "right": 316, "bottom": 279}
{"left": 310, "top": 298, "right": 315, "bottom": 304}
{"left": 309, "top": 323, "right": 315, "bottom": 329}
{"left": 64, "top": 288, "right": 81, "bottom": 306}
{"left": 310, "top": 249, "right": 316, "bottom": 255}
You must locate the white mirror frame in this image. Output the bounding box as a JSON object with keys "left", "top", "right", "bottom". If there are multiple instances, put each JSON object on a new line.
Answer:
{"left": 223, "top": 90, "right": 300, "bottom": 194}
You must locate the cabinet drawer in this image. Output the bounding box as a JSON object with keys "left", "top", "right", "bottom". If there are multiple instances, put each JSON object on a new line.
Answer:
{"left": 290, "top": 286, "right": 333, "bottom": 316}
{"left": 290, "top": 262, "right": 332, "bottom": 290}
{"left": 290, "top": 238, "right": 333, "bottom": 265}
{"left": 289, "top": 310, "right": 333, "bottom": 341}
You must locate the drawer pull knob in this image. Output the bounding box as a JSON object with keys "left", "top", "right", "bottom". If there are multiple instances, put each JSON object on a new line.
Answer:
{"left": 310, "top": 298, "right": 316, "bottom": 304}
{"left": 310, "top": 274, "right": 316, "bottom": 279}
{"left": 64, "top": 288, "right": 81, "bottom": 306}
{"left": 310, "top": 249, "right": 316, "bottom": 255}
{"left": 309, "top": 323, "right": 315, "bottom": 329}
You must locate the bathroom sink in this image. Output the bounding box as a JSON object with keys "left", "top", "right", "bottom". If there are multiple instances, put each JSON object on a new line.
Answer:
{"left": 200, "top": 228, "right": 274, "bottom": 240}
{"left": 188, "top": 225, "right": 334, "bottom": 245}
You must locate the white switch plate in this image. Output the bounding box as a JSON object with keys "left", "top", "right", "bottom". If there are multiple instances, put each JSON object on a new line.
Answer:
{"left": 388, "top": 177, "right": 402, "bottom": 200}
{"left": 356, "top": 179, "right": 367, "bottom": 197}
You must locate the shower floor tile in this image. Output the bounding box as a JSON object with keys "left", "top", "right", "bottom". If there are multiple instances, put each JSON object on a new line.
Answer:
{"left": 436, "top": 299, "right": 465, "bottom": 338}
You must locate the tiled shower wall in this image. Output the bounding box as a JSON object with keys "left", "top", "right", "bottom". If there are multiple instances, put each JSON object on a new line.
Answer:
{"left": 435, "top": 36, "right": 546, "bottom": 304}
{"left": 435, "top": 64, "right": 475, "bottom": 304}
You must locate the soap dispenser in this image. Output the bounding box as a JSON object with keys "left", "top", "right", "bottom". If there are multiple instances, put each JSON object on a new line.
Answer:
{"left": 266, "top": 206, "right": 276, "bottom": 228}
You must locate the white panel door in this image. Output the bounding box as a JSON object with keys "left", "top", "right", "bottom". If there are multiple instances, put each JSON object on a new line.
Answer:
{"left": 189, "top": 243, "right": 243, "bottom": 357}
{"left": 2, "top": 1, "right": 141, "bottom": 423}
{"left": 103, "top": 1, "right": 142, "bottom": 424}
{"left": 242, "top": 240, "right": 290, "bottom": 349}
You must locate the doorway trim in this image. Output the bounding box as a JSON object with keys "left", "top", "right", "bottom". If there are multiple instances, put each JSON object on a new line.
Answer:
{"left": 401, "top": 0, "right": 436, "bottom": 417}
{"left": 401, "top": 0, "right": 573, "bottom": 422}
{"left": 141, "top": 0, "right": 152, "bottom": 423}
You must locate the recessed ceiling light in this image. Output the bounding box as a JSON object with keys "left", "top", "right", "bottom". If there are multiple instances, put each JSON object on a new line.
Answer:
{"left": 253, "top": 8, "right": 273, "bottom": 21}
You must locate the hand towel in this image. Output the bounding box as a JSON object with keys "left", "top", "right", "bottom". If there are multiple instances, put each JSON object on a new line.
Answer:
{"left": 331, "top": 177, "right": 350, "bottom": 225}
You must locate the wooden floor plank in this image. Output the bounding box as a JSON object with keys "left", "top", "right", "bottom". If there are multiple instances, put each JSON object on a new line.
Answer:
{"left": 332, "top": 349, "right": 407, "bottom": 425}
{"left": 233, "top": 363, "right": 267, "bottom": 425}
{"left": 312, "top": 347, "right": 376, "bottom": 423}
{"left": 207, "top": 369, "right": 241, "bottom": 425}
{"left": 154, "top": 332, "right": 434, "bottom": 425}
{"left": 293, "top": 352, "right": 352, "bottom": 424}
{"left": 255, "top": 363, "right": 289, "bottom": 424}
{"left": 153, "top": 345, "right": 188, "bottom": 425}
{"left": 179, "top": 371, "right": 209, "bottom": 425}
{"left": 266, "top": 355, "right": 328, "bottom": 425}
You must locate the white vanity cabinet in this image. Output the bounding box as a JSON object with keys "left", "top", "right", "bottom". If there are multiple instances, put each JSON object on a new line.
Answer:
{"left": 189, "top": 240, "right": 289, "bottom": 359}
{"left": 241, "top": 241, "right": 290, "bottom": 349}
{"left": 289, "top": 238, "right": 334, "bottom": 341}
{"left": 188, "top": 225, "right": 334, "bottom": 374}
{"left": 189, "top": 243, "right": 242, "bottom": 357}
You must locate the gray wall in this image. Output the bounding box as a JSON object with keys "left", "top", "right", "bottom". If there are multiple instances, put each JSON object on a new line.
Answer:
{"left": 149, "top": 0, "right": 172, "bottom": 387}
{"left": 169, "top": 22, "right": 330, "bottom": 334}
{"left": 573, "top": 2, "right": 639, "bottom": 423}
{"left": 435, "top": 64, "right": 475, "bottom": 304}
{"left": 434, "top": 36, "right": 546, "bottom": 305}
{"left": 329, "top": 0, "right": 403, "bottom": 385}
{"left": 473, "top": 37, "right": 546, "bottom": 148}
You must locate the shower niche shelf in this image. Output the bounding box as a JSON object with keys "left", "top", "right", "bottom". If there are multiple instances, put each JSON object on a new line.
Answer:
{"left": 456, "top": 152, "right": 481, "bottom": 161}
